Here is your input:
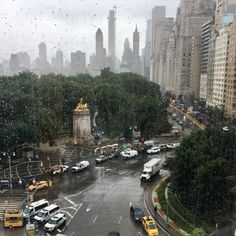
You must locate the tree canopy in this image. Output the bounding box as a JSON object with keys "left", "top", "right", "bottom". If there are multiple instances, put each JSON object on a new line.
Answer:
{"left": 0, "top": 70, "right": 170, "bottom": 150}
{"left": 169, "top": 128, "right": 236, "bottom": 224}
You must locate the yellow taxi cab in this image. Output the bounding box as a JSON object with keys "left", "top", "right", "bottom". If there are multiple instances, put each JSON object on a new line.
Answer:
{"left": 142, "top": 216, "right": 159, "bottom": 236}
{"left": 4, "top": 209, "right": 23, "bottom": 228}
{"left": 28, "top": 181, "right": 49, "bottom": 191}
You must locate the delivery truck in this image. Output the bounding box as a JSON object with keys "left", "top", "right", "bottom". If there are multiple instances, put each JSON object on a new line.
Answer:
{"left": 140, "top": 158, "right": 162, "bottom": 182}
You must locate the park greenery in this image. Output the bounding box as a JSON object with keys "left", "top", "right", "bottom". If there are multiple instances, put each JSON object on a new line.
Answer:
{"left": 0, "top": 69, "right": 171, "bottom": 151}
{"left": 169, "top": 127, "right": 236, "bottom": 226}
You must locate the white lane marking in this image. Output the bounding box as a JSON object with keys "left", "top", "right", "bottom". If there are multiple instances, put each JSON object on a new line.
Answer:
{"left": 137, "top": 232, "right": 143, "bottom": 236}
{"left": 127, "top": 170, "right": 135, "bottom": 175}
{"left": 69, "top": 184, "right": 94, "bottom": 197}
{"left": 93, "top": 215, "right": 98, "bottom": 224}
{"left": 60, "top": 203, "right": 82, "bottom": 232}
{"left": 86, "top": 208, "right": 91, "bottom": 212}
{"left": 71, "top": 149, "right": 76, "bottom": 155}
{"left": 27, "top": 163, "right": 32, "bottom": 176}
{"left": 60, "top": 209, "right": 73, "bottom": 218}
{"left": 106, "top": 168, "right": 114, "bottom": 171}
{"left": 119, "top": 171, "right": 126, "bottom": 175}
{"left": 15, "top": 165, "right": 20, "bottom": 178}
{"left": 80, "top": 150, "right": 83, "bottom": 157}
{"left": 118, "top": 216, "right": 122, "bottom": 224}
{"left": 68, "top": 206, "right": 77, "bottom": 211}
{"left": 109, "top": 183, "right": 114, "bottom": 188}
{"left": 64, "top": 197, "right": 77, "bottom": 207}
{"left": 89, "top": 214, "right": 94, "bottom": 223}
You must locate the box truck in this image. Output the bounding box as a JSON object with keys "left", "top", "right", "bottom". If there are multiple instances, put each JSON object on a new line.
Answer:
{"left": 140, "top": 158, "right": 162, "bottom": 181}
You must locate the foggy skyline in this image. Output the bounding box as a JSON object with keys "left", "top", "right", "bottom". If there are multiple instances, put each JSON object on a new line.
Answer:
{"left": 0, "top": 0, "right": 179, "bottom": 63}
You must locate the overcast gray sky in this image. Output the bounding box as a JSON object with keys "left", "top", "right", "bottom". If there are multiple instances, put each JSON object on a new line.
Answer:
{"left": 0, "top": 0, "right": 179, "bottom": 63}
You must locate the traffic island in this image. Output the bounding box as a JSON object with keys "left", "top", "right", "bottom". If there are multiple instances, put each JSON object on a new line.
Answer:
{"left": 153, "top": 176, "right": 203, "bottom": 236}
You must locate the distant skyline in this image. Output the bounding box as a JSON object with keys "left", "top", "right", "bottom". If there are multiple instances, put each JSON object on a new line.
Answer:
{"left": 0, "top": 0, "right": 179, "bottom": 63}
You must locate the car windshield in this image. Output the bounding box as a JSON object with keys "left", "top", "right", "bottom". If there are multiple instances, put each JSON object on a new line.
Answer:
{"left": 134, "top": 209, "right": 143, "bottom": 217}
{"left": 147, "top": 223, "right": 157, "bottom": 229}
{"left": 23, "top": 207, "right": 30, "bottom": 214}
{"left": 37, "top": 211, "right": 45, "bottom": 217}
{"left": 48, "top": 218, "right": 57, "bottom": 225}
{"left": 142, "top": 171, "right": 149, "bottom": 175}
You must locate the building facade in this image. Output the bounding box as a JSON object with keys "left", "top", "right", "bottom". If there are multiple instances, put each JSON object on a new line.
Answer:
{"left": 131, "top": 26, "right": 141, "bottom": 75}
{"left": 212, "top": 27, "right": 230, "bottom": 107}
{"left": 71, "top": 50, "right": 86, "bottom": 75}
{"left": 108, "top": 10, "right": 116, "bottom": 71}
{"left": 225, "top": 20, "right": 236, "bottom": 117}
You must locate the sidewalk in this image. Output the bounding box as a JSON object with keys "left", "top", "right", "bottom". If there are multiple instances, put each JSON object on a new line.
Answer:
{"left": 151, "top": 176, "right": 191, "bottom": 236}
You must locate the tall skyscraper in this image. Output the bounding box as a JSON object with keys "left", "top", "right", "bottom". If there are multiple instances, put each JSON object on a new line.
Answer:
{"left": 131, "top": 25, "right": 141, "bottom": 75}
{"left": 0, "top": 64, "right": 3, "bottom": 75}
{"left": 39, "top": 42, "right": 47, "bottom": 65}
{"left": 17, "top": 52, "right": 31, "bottom": 69}
{"left": 152, "top": 17, "right": 174, "bottom": 87}
{"left": 199, "top": 20, "right": 213, "bottom": 100}
{"left": 71, "top": 50, "right": 86, "bottom": 75}
{"left": 225, "top": 19, "right": 236, "bottom": 117}
{"left": 149, "top": 6, "right": 166, "bottom": 81}
{"left": 55, "top": 49, "right": 64, "bottom": 72}
{"left": 121, "top": 38, "right": 133, "bottom": 67}
{"left": 173, "top": 0, "right": 214, "bottom": 97}
{"left": 108, "top": 9, "right": 116, "bottom": 71}
{"left": 52, "top": 49, "right": 64, "bottom": 73}
{"left": 212, "top": 27, "right": 230, "bottom": 107}
{"left": 143, "top": 19, "right": 152, "bottom": 79}
{"left": 96, "top": 28, "right": 105, "bottom": 71}
{"left": 151, "top": 6, "right": 166, "bottom": 53}
{"left": 9, "top": 54, "right": 20, "bottom": 75}
{"left": 36, "top": 42, "right": 49, "bottom": 73}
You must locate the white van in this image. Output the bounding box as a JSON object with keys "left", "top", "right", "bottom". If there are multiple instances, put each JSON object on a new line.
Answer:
{"left": 23, "top": 199, "right": 49, "bottom": 219}
{"left": 34, "top": 204, "right": 60, "bottom": 223}
{"left": 121, "top": 150, "right": 138, "bottom": 159}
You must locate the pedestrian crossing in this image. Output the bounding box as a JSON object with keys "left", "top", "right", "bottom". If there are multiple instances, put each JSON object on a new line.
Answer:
{"left": 0, "top": 201, "right": 22, "bottom": 221}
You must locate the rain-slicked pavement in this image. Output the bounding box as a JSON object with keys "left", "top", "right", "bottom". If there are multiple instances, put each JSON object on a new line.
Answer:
{"left": 2, "top": 144, "right": 174, "bottom": 236}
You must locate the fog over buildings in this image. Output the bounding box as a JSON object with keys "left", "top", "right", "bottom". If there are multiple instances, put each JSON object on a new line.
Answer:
{"left": 1, "top": 0, "right": 236, "bottom": 118}
{"left": 0, "top": 0, "right": 179, "bottom": 76}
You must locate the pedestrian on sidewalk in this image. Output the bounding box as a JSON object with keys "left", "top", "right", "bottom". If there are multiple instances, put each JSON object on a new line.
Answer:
{"left": 154, "top": 205, "right": 157, "bottom": 214}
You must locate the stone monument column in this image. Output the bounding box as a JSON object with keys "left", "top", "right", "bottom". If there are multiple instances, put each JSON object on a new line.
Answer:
{"left": 73, "top": 98, "right": 92, "bottom": 145}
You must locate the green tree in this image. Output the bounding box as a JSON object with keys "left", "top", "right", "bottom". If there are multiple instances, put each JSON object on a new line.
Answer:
{"left": 170, "top": 128, "right": 236, "bottom": 225}
{"left": 192, "top": 228, "right": 206, "bottom": 236}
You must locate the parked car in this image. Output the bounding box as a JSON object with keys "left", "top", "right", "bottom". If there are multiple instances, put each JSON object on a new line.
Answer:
{"left": 142, "top": 216, "right": 159, "bottom": 236}
{"left": 222, "top": 126, "right": 229, "bottom": 132}
{"left": 95, "top": 155, "right": 109, "bottom": 163}
{"left": 51, "top": 165, "right": 62, "bottom": 175}
{"left": 34, "top": 204, "right": 60, "bottom": 223}
{"left": 121, "top": 150, "right": 138, "bottom": 159}
{"left": 28, "top": 181, "right": 49, "bottom": 191}
{"left": 166, "top": 143, "right": 180, "bottom": 150}
{"left": 130, "top": 205, "right": 144, "bottom": 223}
{"left": 146, "top": 146, "right": 160, "bottom": 154}
{"left": 71, "top": 161, "right": 89, "bottom": 173}
{"left": 60, "top": 164, "right": 69, "bottom": 172}
{"left": 158, "top": 144, "right": 168, "bottom": 152}
{"left": 0, "top": 179, "right": 10, "bottom": 189}
{"left": 44, "top": 213, "right": 67, "bottom": 232}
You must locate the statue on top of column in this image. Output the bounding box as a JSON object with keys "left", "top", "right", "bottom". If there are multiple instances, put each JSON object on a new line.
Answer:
{"left": 75, "top": 98, "right": 88, "bottom": 111}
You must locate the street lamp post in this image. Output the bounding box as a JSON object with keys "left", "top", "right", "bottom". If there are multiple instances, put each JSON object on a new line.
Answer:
{"left": 2, "top": 152, "right": 15, "bottom": 190}
{"left": 19, "top": 178, "right": 35, "bottom": 225}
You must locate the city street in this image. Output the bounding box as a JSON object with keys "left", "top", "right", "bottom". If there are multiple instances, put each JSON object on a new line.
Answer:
{"left": 2, "top": 144, "right": 173, "bottom": 236}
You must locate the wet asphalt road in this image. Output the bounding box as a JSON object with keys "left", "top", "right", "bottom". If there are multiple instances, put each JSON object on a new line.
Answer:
{"left": 32, "top": 148, "right": 171, "bottom": 236}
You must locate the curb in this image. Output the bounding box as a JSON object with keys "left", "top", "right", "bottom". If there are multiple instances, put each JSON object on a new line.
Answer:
{"left": 152, "top": 175, "right": 191, "bottom": 236}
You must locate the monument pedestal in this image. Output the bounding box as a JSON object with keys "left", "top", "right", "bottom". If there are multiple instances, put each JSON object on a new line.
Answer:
{"left": 73, "top": 103, "right": 93, "bottom": 145}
